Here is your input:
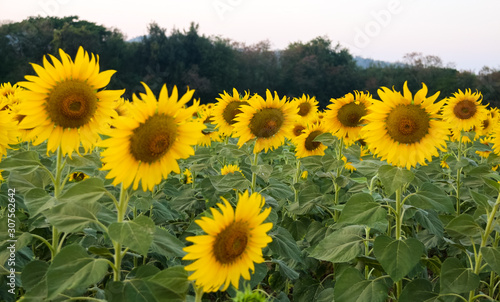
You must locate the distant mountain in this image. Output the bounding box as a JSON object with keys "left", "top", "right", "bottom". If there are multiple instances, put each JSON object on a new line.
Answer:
{"left": 354, "top": 56, "right": 404, "bottom": 68}
{"left": 127, "top": 36, "right": 145, "bottom": 43}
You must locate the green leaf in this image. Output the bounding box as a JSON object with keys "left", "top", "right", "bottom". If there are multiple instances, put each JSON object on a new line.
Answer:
{"left": 469, "top": 190, "right": 492, "bottom": 211}
{"left": 378, "top": 165, "right": 415, "bottom": 196}
{"left": 209, "top": 173, "right": 251, "bottom": 192}
{"left": 109, "top": 216, "right": 155, "bottom": 256}
{"left": 299, "top": 156, "right": 323, "bottom": 172}
{"left": 309, "top": 226, "right": 364, "bottom": 263}
{"left": 106, "top": 267, "right": 188, "bottom": 302}
{"left": 147, "top": 266, "right": 189, "bottom": 295}
{"left": 338, "top": 193, "right": 388, "bottom": 232}
{"left": 399, "top": 279, "right": 438, "bottom": 302}
{"left": 481, "top": 247, "right": 500, "bottom": 275}
{"left": 23, "top": 188, "right": 56, "bottom": 217}
{"left": 445, "top": 214, "right": 482, "bottom": 238}
{"left": 373, "top": 235, "right": 424, "bottom": 282}
{"left": 440, "top": 257, "right": 480, "bottom": 294}
{"left": 21, "top": 260, "right": 49, "bottom": 292}
{"left": 0, "top": 151, "right": 41, "bottom": 174}
{"left": 314, "top": 132, "right": 337, "bottom": 146}
{"left": 19, "top": 260, "right": 49, "bottom": 301}
{"left": 58, "top": 177, "right": 106, "bottom": 203}
{"left": 414, "top": 209, "right": 444, "bottom": 238}
{"left": 334, "top": 267, "right": 388, "bottom": 302}
{"left": 44, "top": 201, "right": 100, "bottom": 233}
{"left": 407, "top": 183, "right": 455, "bottom": 213}
{"left": 251, "top": 164, "right": 273, "bottom": 182}
{"left": 268, "top": 226, "right": 303, "bottom": 263}
{"left": 316, "top": 288, "right": 335, "bottom": 302}
{"left": 292, "top": 276, "right": 322, "bottom": 302}
{"left": 271, "top": 259, "right": 299, "bottom": 280}
{"left": 46, "top": 245, "right": 109, "bottom": 300}
{"left": 150, "top": 227, "right": 186, "bottom": 258}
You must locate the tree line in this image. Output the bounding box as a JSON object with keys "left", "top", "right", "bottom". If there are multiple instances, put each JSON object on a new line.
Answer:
{"left": 1, "top": 16, "right": 499, "bottom": 108}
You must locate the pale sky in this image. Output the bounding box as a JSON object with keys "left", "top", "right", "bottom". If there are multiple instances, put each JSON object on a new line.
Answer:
{"left": 2, "top": 0, "right": 500, "bottom": 72}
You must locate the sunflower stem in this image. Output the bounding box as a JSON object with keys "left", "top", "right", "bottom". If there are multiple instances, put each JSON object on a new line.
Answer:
{"left": 113, "top": 184, "right": 129, "bottom": 281}
{"left": 468, "top": 193, "right": 500, "bottom": 302}
{"left": 456, "top": 131, "right": 464, "bottom": 215}
{"left": 251, "top": 152, "right": 259, "bottom": 192}
{"left": 293, "top": 160, "right": 301, "bottom": 203}
{"left": 395, "top": 186, "right": 404, "bottom": 299}
{"left": 194, "top": 284, "right": 204, "bottom": 302}
{"left": 50, "top": 146, "right": 66, "bottom": 259}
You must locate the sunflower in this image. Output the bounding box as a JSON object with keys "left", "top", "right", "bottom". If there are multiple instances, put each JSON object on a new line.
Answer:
{"left": 291, "top": 94, "right": 318, "bottom": 122}
{"left": 291, "top": 121, "right": 307, "bottom": 139}
{"left": 475, "top": 108, "right": 499, "bottom": 137}
{"left": 69, "top": 171, "right": 89, "bottom": 182}
{"left": 293, "top": 123, "right": 329, "bottom": 158}
{"left": 100, "top": 83, "right": 204, "bottom": 191}
{"left": 0, "top": 82, "right": 23, "bottom": 111}
{"left": 0, "top": 110, "right": 20, "bottom": 160}
{"left": 113, "top": 97, "right": 132, "bottom": 117}
{"left": 442, "top": 89, "right": 488, "bottom": 132}
{"left": 361, "top": 82, "right": 448, "bottom": 169}
{"left": 233, "top": 90, "right": 298, "bottom": 153}
{"left": 182, "top": 169, "right": 193, "bottom": 184}
{"left": 342, "top": 156, "right": 356, "bottom": 172}
{"left": 221, "top": 164, "right": 243, "bottom": 175}
{"left": 16, "top": 47, "right": 124, "bottom": 156}
{"left": 300, "top": 170, "right": 308, "bottom": 179}
{"left": 183, "top": 191, "right": 272, "bottom": 292}
{"left": 212, "top": 88, "right": 250, "bottom": 136}
{"left": 324, "top": 91, "right": 372, "bottom": 145}
{"left": 0, "top": 82, "right": 22, "bottom": 99}
{"left": 197, "top": 107, "right": 222, "bottom": 147}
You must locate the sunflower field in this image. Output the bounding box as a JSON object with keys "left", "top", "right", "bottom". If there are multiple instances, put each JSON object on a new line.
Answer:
{"left": 2, "top": 46, "right": 500, "bottom": 302}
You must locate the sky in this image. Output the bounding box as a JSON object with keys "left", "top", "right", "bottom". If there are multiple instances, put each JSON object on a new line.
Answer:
{"left": 2, "top": 0, "right": 500, "bottom": 72}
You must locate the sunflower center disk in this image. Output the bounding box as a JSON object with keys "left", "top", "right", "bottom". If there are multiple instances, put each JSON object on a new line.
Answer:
{"left": 213, "top": 222, "right": 249, "bottom": 264}
{"left": 337, "top": 102, "right": 366, "bottom": 127}
{"left": 223, "top": 101, "right": 248, "bottom": 125}
{"left": 249, "top": 108, "right": 284, "bottom": 138}
{"left": 453, "top": 100, "right": 477, "bottom": 119}
{"left": 129, "top": 115, "right": 177, "bottom": 163}
{"left": 386, "top": 104, "right": 430, "bottom": 144}
{"left": 293, "top": 125, "right": 306, "bottom": 137}
{"left": 298, "top": 102, "right": 312, "bottom": 116}
{"left": 46, "top": 80, "right": 98, "bottom": 128}
{"left": 304, "top": 130, "right": 323, "bottom": 151}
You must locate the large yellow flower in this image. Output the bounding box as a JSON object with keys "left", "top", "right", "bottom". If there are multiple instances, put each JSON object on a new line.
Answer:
{"left": 324, "top": 91, "right": 372, "bottom": 145}
{"left": 442, "top": 89, "right": 488, "bottom": 132}
{"left": 361, "top": 82, "right": 448, "bottom": 169}
{"left": 291, "top": 94, "right": 318, "bottom": 122}
{"left": 293, "top": 123, "right": 329, "bottom": 158}
{"left": 233, "top": 90, "right": 298, "bottom": 153}
{"left": 0, "top": 110, "right": 20, "bottom": 160}
{"left": 183, "top": 191, "right": 272, "bottom": 292}
{"left": 100, "top": 83, "right": 204, "bottom": 191}
{"left": 212, "top": 88, "right": 250, "bottom": 136}
{"left": 17, "top": 47, "right": 124, "bottom": 156}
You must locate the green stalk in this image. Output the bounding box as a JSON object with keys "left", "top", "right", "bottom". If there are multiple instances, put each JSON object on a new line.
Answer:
{"left": 251, "top": 152, "right": 259, "bottom": 192}
{"left": 395, "top": 186, "right": 403, "bottom": 299}
{"left": 113, "top": 184, "right": 129, "bottom": 281}
{"left": 293, "top": 160, "right": 301, "bottom": 203}
{"left": 456, "top": 132, "right": 463, "bottom": 215}
{"left": 194, "top": 284, "right": 204, "bottom": 302}
{"left": 468, "top": 193, "right": 500, "bottom": 301}
{"left": 364, "top": 226, "right": 371, "bottom": 279}
{"left": 51, "top": 147, "right": 66, "bottom": 259}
